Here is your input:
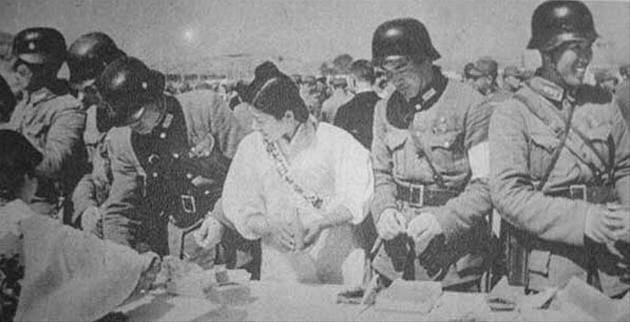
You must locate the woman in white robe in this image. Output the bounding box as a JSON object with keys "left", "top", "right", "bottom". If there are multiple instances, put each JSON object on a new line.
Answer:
{"left": 221, "top": 72, "right": 373, "bottom": 284}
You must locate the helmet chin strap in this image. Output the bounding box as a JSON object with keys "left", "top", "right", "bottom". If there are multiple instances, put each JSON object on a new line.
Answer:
{"left": 540, "top": 49, "right": 575, "bottom": 93}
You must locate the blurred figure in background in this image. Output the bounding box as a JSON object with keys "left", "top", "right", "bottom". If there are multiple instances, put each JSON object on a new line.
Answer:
{"left": 502, "top": 65, "right": 527, "bottom": 93}
{"left": 321, "top": 75, "right": 353, "bottom": 123}
{"left": 594, "top": 69, "right": 619, "bottom": 95}
{"left": 465, "top": 57, "right": 501, "bottom": 97}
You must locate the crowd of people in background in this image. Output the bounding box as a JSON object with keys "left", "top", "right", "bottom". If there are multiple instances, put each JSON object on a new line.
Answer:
{"left": 1, "top": 1, "right": 630, "bottom": 321}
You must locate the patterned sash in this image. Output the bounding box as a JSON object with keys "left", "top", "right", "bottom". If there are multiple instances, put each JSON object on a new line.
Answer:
{"left": 262, "top": 137, "right": 324, "bottom": 210}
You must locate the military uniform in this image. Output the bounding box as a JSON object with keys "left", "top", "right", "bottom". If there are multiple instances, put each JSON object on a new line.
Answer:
{"left": 371, "top": 68, "right": 494, "bottom": 288}
{"left": 489, "top": 76, "right": 630, "bottom": 296}
{"left": 7, "top": 85, "right": 87, "bottom": 217}
{"left": 102, "top": 90, "right": 249, "bottom": 256}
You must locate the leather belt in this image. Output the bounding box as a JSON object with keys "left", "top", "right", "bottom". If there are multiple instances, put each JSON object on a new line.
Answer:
{"left": 547, "top": 184, "right": 613, "bottom": 204}
{"left": 396, "top": 182, "right": 460, "bottom": 208}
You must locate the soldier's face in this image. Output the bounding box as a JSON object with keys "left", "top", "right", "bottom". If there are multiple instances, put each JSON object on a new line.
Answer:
{"left": 552, "top": 40, "right": 593, "bottom": 87}
{"left": 382, "top": 56, "right": 429, "bottom": 100}
{"left": 11, "top": 62, "right": 32, "bottom": 93}
{"left": 471, "top": 76, "right": 492, "bottom": 95}
{"left": 129, "top": 102, "right": 162, "bottom": 135}
{"left": 75, "top": 82, "right": 101, "bottom": 107}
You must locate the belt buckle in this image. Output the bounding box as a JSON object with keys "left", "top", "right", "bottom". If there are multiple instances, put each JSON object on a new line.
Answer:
{"left": 409, "top": 184, "right": 424, "bottom": 207}
{"left": 569, "top": 184, "right": 587, "bottom": 201}
{"left": 181, "top": 194, "right": 196, "bottom": 214}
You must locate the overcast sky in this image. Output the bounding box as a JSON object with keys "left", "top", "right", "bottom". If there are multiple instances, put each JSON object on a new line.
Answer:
{"left": 1, "top": 0, "right": 629, "bottom": 74}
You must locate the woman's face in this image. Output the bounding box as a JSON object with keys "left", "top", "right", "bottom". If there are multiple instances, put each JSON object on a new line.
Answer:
{"left": 250, "top": 106, "right": 294, "bottom": 141}
{"left": 552, "top": 40, "right": 593, "bottom": 87}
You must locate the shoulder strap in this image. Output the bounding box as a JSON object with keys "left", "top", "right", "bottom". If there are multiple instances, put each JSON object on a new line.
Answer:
{"left": 514, "top": 94, "right": 612, "bottom": 186}
{"left": 407, "top": 122, "right": 447, "bottom": 189}
{"left": 513, "top": 94, "right": 574, "bottom": 190}
{"left": 263, "top": 138, "right": 324, "bottom": 209}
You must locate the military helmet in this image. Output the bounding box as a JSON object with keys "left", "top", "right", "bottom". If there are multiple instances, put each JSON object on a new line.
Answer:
{"left": 95, "top": 56, "right": 164, "bottom": 126}
{"left": 67, "top": 32, "right": 126, "bottom": 88}
{"left": 372, "top": 18, "right": 440, "bottom": 67}
{"left": 13, "top": 27, "right": 66, "bottom": 67}
{"left": 527, "top": 1, "right": 598, "bottom": 51}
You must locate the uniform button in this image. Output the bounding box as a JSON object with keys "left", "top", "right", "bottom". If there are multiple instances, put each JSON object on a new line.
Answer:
{"left": 204, "top": 190, "right": 210, "bottom": 195}
{"left": 186, "top": 173, "right": 193, "bottom": 179}
{"left": 152, "top": 172, "right": 158, "bottom": 178}
{"left": 159, "top": 132, "right": 166, "bottom": 139}
{"left": 173, "top": 153, "right": 180, "bottom": 159}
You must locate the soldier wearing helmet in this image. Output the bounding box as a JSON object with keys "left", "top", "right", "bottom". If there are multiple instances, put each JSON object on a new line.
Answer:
{"left": 5, "top": 27, "right": 87, "bottom": 219}
{"left": 95, "top": 56, "right": 251, "bottom": 262}
{"left": 489, "top": 1, "right": 630, "bottom": 297}
{"left": 66, "top": 33, "right": 127, "bottom": 233}
{"left": 67, "top": 32, "right": 125, "bottom": 137}
{"left": 370, "top": 18, "right": 494, "bottom": 291}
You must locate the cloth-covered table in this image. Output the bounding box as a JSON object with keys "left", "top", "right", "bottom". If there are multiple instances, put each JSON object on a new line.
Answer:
{"left": 118, "top": 281, "right": 596, "bottom": 321}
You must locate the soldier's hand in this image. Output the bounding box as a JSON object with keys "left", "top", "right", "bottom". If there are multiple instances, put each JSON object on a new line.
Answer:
{"left": 80, "top": 206, "right": 102, "bottom": 236}
{"left": 377, "top": 208, "right": 406, "bottom": 240}
{"left": 194, "top": 215, "right": 224, "bottom": 249}
{"left": 190, "top": 134, "right": 215, "bottom": 158}
{"left": 584, "top": 208, "right": 624, "bottom": 244}
{"left": 406, "top": 212, "right": 443, "bottom": 255}
{"left": 607, "top": 208, "right": 630, "bottom": 243}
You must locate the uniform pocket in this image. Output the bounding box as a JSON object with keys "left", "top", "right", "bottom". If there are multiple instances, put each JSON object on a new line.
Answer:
{"left": 528, "top": 132, "right": 560, "bottom": 178}
{"left": 427, "top": 130, "right": 466, "bottom": 174}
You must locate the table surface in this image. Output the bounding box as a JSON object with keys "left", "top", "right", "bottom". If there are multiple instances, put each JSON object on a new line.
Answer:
{"left": 117, "top": 281, "right": 591, "bottom": 322}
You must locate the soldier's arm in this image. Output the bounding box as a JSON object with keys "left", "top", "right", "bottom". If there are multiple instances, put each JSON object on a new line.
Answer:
{"left": 611, "top": 100, "right": 630, "bottom": 205}
{"left": 206, "top": 92, "right": 250, "bottom": 159}
{"left": 370, "top": 99, "right": 398, "bottom": 224}
{"left": 36, "top": 102, "right": 86, "bottom": 179}
{"left": 70, "top": 174, "right": 98, "bottom": 225}
{"left": 100, "top": 131, "right": 142, "bottom": 248}
{"left": 489, "top": 101, "right": 599, "bottom": 246}
{"left": 430, "top": 101, "right": 494, "bottom": 243}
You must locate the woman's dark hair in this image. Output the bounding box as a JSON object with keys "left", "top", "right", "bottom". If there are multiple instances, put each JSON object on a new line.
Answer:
{"left": 251, "top": 74, "right": 309, "bottom": 123}
{"left": 0, "top": 130, "right": 43, "bottom": 200}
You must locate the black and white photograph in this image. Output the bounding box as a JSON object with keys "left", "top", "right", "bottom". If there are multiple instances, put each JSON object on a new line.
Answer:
{"left": 1, "top": 0, "right": 629, "bottom": 321}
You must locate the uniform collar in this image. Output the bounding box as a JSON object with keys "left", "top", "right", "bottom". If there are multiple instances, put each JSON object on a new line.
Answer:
{"left": 26, "top": 87, "right": 55, "bottom": 105}
{"left": 527, "top": 76, "right": 576, "bottom": 104}
{"left": 408, "top": 65, "right": 448, "bottom": 112}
